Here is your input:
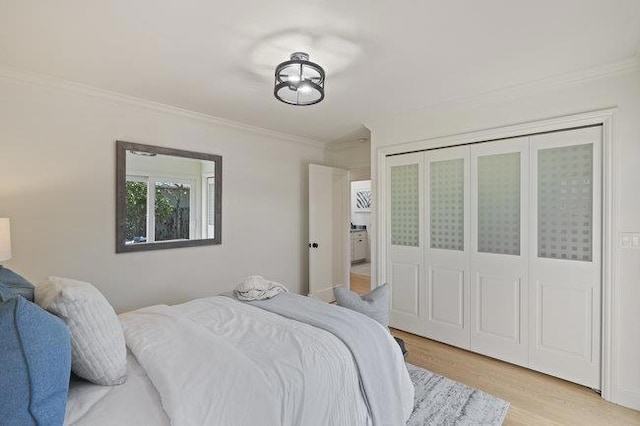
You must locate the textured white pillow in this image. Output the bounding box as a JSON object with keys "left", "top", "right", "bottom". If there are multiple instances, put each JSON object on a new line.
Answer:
{"left": 35, "top": 277, "right": 127, "bottom": 386}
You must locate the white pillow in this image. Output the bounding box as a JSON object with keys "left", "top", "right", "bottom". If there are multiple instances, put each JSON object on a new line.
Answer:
{"left": 35, "top": 277, "right": 127, "bottom": 386}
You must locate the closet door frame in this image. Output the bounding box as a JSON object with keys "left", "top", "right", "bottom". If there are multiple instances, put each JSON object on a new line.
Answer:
{"left": 376, "top": 108, "right": 616, "bottom": 401}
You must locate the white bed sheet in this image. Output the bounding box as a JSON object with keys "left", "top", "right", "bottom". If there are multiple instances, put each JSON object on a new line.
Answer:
{"left": 65, "top": 351, "right": 169, "bottom": 426}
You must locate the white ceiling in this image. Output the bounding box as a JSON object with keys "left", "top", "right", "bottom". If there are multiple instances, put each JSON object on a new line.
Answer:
{"left": 1, "top": 0, "right": 639, "bottom": 144}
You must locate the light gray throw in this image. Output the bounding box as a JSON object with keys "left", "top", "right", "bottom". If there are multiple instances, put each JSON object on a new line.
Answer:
{"left": 334, "top": 283, "right": 390, "bottom": 327}
{"left": 234, "top": 275, "right": 288, "bottom": 301}
{"left": 248, "top": 292, "right": 413, "bottom": 426}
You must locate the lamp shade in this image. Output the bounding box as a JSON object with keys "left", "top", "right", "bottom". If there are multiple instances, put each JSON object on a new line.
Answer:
{"left": 0, "top": 218, "right": 11, "bottom": 262}
{"left": 274, "top": 52, "right": 325, "bottom": 106}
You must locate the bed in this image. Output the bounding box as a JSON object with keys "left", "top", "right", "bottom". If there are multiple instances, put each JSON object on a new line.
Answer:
{"left": 1, "top": 274, "right": 413, "bottom": 425}
{"left": 63, "top": 294, "right": 414, "bottom": 426}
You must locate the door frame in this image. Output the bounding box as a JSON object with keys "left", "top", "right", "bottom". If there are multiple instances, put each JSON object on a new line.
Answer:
{"left": 376, "top": 108, "right": 616, "bottom": 401}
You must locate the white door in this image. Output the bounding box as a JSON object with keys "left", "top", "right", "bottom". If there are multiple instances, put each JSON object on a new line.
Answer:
{"left": 386, "top": 153, "right": 425, "bottom": 335}
{"left": 308, "top": 164, "right": 349, "bottom": 302}
{"left": 529, "top": 127, "right": 602, "bottom": 389}
{"left": 470, "top": 138, "right": 530, "bottom": 366}
{"left": 423, "top": 146, "right": 471, "bottom": 348}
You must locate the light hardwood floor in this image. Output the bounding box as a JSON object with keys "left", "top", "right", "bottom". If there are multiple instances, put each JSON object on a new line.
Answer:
{"left": 349, "top": 272, "right": 640, "bottom": 424}
{"left": 349, "top": 272, "right": 371, "bottom": 295}
{"left": 393, "top": 329, "right": 640, "bottom": 425}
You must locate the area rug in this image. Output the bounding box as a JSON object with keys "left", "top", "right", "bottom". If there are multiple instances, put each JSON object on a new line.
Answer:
{"left": 406, "top": 363, "right": 509, "bottom": 425}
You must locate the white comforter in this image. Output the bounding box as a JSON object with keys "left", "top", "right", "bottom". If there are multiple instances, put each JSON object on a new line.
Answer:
{"left": 119, "top": 296, "right": 372, "bottom": 426}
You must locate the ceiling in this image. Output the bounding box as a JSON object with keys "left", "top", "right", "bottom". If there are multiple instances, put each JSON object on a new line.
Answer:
{"left": 1, "top": 0, "right": 639, "bottom": 144}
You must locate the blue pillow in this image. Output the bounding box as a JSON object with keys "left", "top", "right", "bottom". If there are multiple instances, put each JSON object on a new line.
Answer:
{"left": 0, "top": 267, "right": 35, "bottom": 302}
{"left": 0, "top": 293, "right": 71, "bottom": 426}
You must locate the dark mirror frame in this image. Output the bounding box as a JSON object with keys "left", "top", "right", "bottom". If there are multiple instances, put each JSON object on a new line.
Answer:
{"left": 116, "top": 140, "right": 222, "bottom": 253}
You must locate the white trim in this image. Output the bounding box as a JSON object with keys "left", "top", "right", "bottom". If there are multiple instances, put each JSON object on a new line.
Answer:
{"left": 327, "top": 139, "right": 370, "bottom": 151}
{"left": 377, "top": 109, "right": 617, "bottom": 156}
{"left": 616, "top": 388, "right": 640, "bottom": 411}
{"left": 376, "top": 108, "right": 616, "bottom": 402}
{"left": 0, "top": 64, "right": 326, "bottom": 149}
{"left": 601, "top": 111, "right": 616, "bottom": 403}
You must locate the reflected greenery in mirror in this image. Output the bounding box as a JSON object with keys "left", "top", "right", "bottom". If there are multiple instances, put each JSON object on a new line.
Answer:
{"left": 116, "top": 141, "right": 222, "bottom": 253}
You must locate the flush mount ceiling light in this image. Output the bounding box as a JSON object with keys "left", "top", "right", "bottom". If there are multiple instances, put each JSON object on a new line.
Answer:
{"left": 274, "top": 52, "right": 325, "bottom": 106}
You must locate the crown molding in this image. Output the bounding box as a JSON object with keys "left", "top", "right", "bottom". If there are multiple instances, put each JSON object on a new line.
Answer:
{"left": 327, "top": 139, "right": 370, "bottom": 151}
{"left": 0, "top": 64, "right": 327, "bottom": 149}
{"left": 365, "top": 55, "right": 640, "bottom": 127}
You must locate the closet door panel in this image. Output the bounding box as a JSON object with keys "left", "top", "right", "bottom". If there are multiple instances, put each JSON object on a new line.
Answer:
{"left": 476, "top": 275, "right": 521, "bottom": 340}
{"left": 386, "top": 153, "right": 425, "bottom": 335}
{"left": 423, "top": 146, "right": 470, "bottom": 349}
{"left": 470, "top": 138, "right": 529, "bottom": 366}
{"left": 429, "top": 266, "right": 464, "bottom": 327}
{"left": 529, "top": 127, "right": 602, "bottom": 389}
{"left": 390, "top": 262, "right": 419, "bottom": 316}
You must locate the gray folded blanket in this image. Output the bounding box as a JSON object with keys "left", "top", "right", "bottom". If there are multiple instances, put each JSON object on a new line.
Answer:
{"left": 246, "top": 292, "right": 414, "bottom": 426}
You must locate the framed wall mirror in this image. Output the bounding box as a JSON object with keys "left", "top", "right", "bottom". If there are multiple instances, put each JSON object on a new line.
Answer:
{"left": 116, "top": 141, "right": 222, "bottom": 253}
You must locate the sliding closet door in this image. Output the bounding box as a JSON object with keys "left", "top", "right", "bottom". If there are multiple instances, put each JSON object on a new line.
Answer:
{"left": 529, "top": 127, "right": 602, "bottom": 389}
{"left": 470, "top": 138, "right": 529, "bottom": 366}
{"left": 423, "top": 147, "right": 470, "bottom": 348}
{"left": 386, "top": 153, "right": 425, "bottom": 335}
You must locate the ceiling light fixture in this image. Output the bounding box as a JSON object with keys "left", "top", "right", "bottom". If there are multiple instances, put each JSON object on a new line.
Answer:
{"left": 274, "top": 52, "right": 325, "bottom": 106}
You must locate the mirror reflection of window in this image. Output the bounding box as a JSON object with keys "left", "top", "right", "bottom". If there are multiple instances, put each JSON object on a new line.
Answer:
{"left": 126, "top": 151, "right": 201, "bottom": 244}
{"left": 205, "top": 175, "right": 216, "bottom": 239}
{"left": 117, "top": 142, "right": 221, "bottom": 251}
{"left": 125, "top": 176, "right": 196, "bottom": 244}
{"left": 154, "top": 179, "right": 194, "bottom": 242}
{"left": 125, "top": 178, "right": 148, "bottom": 243}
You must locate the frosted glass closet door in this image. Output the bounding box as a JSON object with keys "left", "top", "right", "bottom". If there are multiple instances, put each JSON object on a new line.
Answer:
{"left": 529, "top": 127, "right": 602, "bottom": 389}
{"left": 386, "top": 153, "right": 425, "bottom": 335}
{"left": 423, "top": 146, "right": 471, "bottom": 349}
{"left": 470, "top": 138, "right": 529, "bottom": 366}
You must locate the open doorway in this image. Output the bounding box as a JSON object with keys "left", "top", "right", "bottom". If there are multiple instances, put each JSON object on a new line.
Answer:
{"left": 350, "top": 180, "right": 371, "bottom": 294}
{"left": 325, "top": 126, "right": 372, "bottom": 295}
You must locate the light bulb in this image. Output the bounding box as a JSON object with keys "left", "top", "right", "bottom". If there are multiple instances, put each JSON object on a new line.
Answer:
{"left": 298, "top": 84, "right": 312, "bottom": 94}
{"left": 288, "top": 75, "right": 300, "bottom": 83}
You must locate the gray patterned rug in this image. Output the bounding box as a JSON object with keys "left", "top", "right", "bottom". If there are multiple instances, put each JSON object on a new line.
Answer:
{"left": 406, "top": 363, "right": 509, "bottom": 425}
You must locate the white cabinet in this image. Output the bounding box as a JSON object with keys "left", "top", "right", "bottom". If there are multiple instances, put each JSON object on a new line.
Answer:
{"left": 351, "top": 231, "right": 367, "bottom": 263}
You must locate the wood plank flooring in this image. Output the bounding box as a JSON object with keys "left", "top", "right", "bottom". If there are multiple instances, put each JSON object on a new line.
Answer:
{"left": 349, "top": 272, "right": 371, "bottom": 295}
{"left": 349, "top": 271, "right": 639, "bottom": 424}
{"left": 392, "top": 329, "right": 640, "bottom": 425}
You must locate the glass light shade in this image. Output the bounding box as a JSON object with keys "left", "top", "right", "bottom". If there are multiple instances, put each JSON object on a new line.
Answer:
{"left": 274, "top": 52, "right": 325, "bottom": 106}
{"left": 0, "top": 218, "right": 11, "bottom": 262}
